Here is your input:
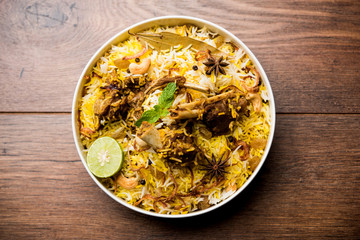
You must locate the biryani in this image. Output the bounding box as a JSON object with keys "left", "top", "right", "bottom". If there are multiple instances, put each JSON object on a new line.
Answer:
{"left": 78, "top": 25, "right": 271, "bottom": 214}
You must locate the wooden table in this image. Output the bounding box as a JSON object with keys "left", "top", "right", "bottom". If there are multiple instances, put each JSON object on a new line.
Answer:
{"left": 1, "top": 0, "right": 359, "bottom": 239}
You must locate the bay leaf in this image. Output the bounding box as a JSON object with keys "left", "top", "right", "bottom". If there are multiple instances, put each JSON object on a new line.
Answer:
{"left": 135, "top": 32, "right": 223, "bottom": 55}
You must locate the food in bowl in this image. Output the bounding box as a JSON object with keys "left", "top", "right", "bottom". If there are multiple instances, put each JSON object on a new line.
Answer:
{"left": 77, "top": 24, "right": 271, "bottom": 215}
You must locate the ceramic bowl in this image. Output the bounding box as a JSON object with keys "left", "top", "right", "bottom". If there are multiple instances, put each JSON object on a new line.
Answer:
{"left": 72, "top": 16, "right": 276, "bottom": 218}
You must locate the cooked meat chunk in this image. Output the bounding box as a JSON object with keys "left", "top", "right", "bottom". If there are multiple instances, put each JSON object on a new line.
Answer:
{"left": 203, "top": 99, "right": 233, "bottom": 135}
{"left": 93, "top": 95, "right": 113, "bottom": 116}
{"left": 95, "top": 76, "right": 150, "bottom": 126}
{"left": 169, "top": 86, "right": 248, "bottom": 136}
{"left": 169, "top": 90, "right": 236, "bottom": 120}
{"left": 203, "top": 96, "right": 247, "bottom": 135}
{"left": 160, "top": 122, "right": 199, "bottom": 163}
{"left": 93, "top": 89, "right": 128, "bottom": 123}
{"left": 127, "top": 90, "right": 145, "bottom": 108}
{"left": 162, "top": 131, "right": 198, "bottom": 163}
{"left": 123, "top": 76, "right": 147, "bottom": 90}
{"left": 145, "top": 76, "right": 186, "bottom": 94}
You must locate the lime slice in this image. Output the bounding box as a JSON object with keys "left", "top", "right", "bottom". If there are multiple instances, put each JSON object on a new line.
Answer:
{"left": 87, "top": 137, "right": 124, "bottom": 178}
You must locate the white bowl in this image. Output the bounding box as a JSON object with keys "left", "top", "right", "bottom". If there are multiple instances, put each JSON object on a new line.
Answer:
{"left": 72, "top": 16, "right": 276, "bottom": 218}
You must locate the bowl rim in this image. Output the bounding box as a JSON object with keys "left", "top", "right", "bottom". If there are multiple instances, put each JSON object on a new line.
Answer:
{"left": 72, "top": 15, "right": 276, "bottom": 218}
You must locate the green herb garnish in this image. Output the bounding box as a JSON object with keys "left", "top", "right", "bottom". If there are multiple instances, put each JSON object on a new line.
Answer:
{"left": 135, "top": 82, "right": 177, "bottom": 127}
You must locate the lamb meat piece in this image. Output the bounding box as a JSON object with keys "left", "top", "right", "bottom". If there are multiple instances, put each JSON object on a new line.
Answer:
{"left": 169, "top": 87, "right": 249, "bottom": 136}
{"left": 108, "top": 96, "right": 128, "bottom": 119}
{"left": 97, "top": 77, "right": 150, "bottom": 123}
{"left": 163, "top": 132, "right": 198, "bottom": 163}
{"left": 93, "top": 95, "right": 113, "bottom": 116}
{"left": 145, "top": 76, "right": 186, "bottom": 94}
{"left": 127, "top": 90, "right": 145, "bottom": 108}
{"left": 161, "top": 122, "right": 199, "bottom": 163}
{"left": 94, "top": 89, "right": 128, "bottom": 121}
{"left": 169, "top": 91, "right": 236, "bottom": 120}
{"left": 123, "top": 76, "right": 145, "bottom": 90}
{"left": 203, "top": 96, "right": 248, "bottom": 136}
{"left": 203, "top": 99, "right": 233, "bottom": 135}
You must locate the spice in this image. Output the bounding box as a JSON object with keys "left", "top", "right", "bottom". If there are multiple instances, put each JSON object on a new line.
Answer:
{"left": 140, "top": 179, "right": 146, "bottom": 185}
{"left": 203, "top": 55, "right": 229, "bottom": 76}
{"left": 192, "top": 65, "right": 198, "bottom": 71}
{"left": 148, "top": 159, "right": 152, "bottom": 165}
{"left": 200, "top": 152, "right": 230, "bottom": 181}
{"left": 135, "top": 58, "right": 140, "bottom": 63}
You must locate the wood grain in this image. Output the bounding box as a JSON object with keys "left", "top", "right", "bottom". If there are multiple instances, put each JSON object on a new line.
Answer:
{"left": 0, "top": 114, "right": 359, "bottom": 239}
{"left": 0, "top": 0, "right": 359, "bottom": 113}
{"left": 1, "top": 0, "right": 359, "bottom": 239}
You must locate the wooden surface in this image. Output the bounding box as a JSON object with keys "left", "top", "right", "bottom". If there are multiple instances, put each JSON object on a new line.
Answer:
{"left": 0, "top": 0, "right": 359, "bottom": 239}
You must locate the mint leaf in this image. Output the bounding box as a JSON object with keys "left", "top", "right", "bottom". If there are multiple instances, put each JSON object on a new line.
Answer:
{"left": 135, "top": 82, "right": 177, "bottom": 127}
{"left": 158, "top": 82, "right": 177, "bottom": 108}
{"left": 159, "top": 109, "right": 169, "bottom": 117}
{"left": 135, "top": 109, "right": 161, "bottom": 127}
{"left": 153, "top": 105, "right": 162, "bottom": 112}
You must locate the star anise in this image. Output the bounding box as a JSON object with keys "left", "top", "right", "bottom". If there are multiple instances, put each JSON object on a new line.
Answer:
{"left": 200, "top": 152, "right": 231, "bottom": 182}
{"left": 203, "top": 55, "right": 229, "bottom": 76}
